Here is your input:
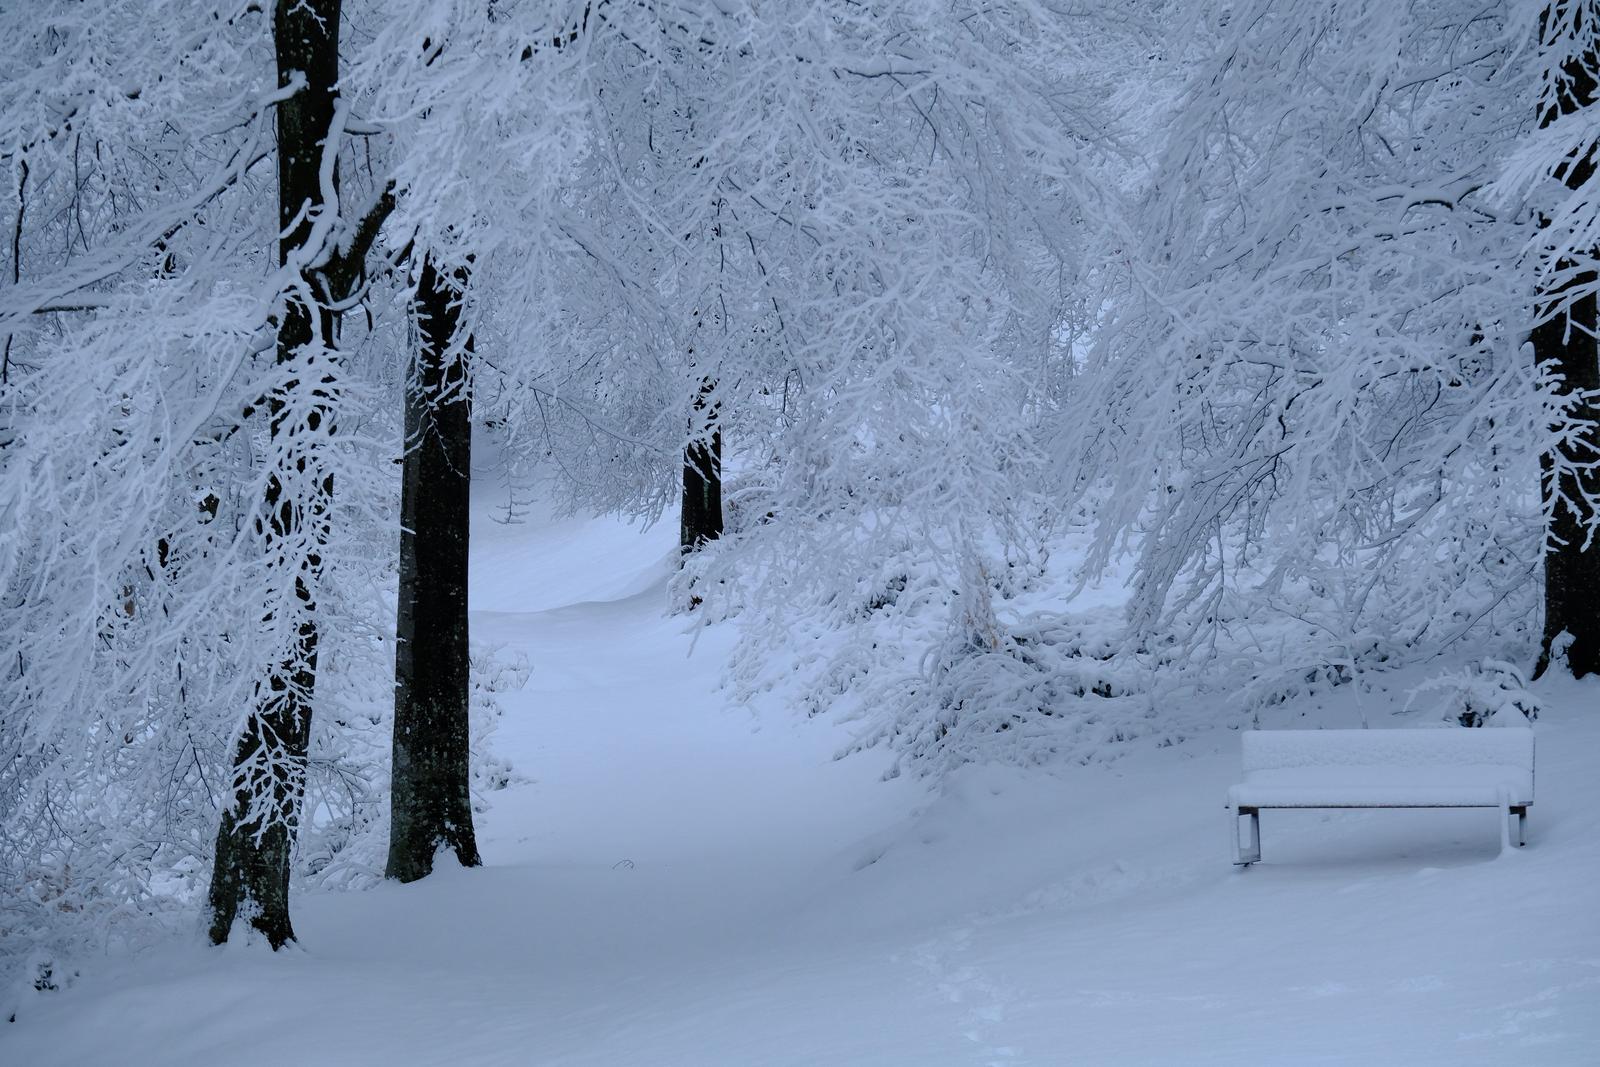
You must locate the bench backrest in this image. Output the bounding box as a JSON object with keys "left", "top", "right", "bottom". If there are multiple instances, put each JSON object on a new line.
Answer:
{"left": 1242, "top": 727, "right": 1534, "bottom": 798}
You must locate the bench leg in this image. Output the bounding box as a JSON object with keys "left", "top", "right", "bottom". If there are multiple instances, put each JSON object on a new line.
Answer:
{"left": 1512, "top": 806, "right": 1527, "bottom": 847}
{"left": 1233, "top": 807, "right": 1261, "bottom": 866}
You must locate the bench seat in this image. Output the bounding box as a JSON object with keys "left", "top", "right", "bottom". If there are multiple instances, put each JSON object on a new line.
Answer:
{"left": 1229, "top": 766, "right": 1532, "bottom": 809}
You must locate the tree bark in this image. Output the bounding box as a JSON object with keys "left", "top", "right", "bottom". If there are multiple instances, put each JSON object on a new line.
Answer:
{"left": 386, "top": 257, "right": 481, "bottom": 882}
{"left": 1534, "top": 2, "right": 1600, "bottom": 680}
{"left": 208, "top": 0, "right": 341, "bottom": 948}
{"left": 680, "top": 377, "right": 722, "bottom": 553}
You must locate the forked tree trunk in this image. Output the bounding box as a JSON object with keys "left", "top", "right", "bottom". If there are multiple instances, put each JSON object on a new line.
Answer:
{"left": 387, "top": 258, "right": 481, "bottom": 882}
{"left": 208, "top": 0, "right": 341, "bottom": 948}
{"left": 1533, "top": 2, "right": 1600, "bottom": 680}
{"left": 680, "top": 377, "right": 722, "bottom": 553}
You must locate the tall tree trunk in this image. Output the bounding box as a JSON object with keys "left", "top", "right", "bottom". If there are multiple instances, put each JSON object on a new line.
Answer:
{"left": 208, "top": 0, "right": 341, "bottom": 948}
{"left": 386, "top": 257, "right": 481, "bottom": 882}
{"left": 680, "top": 377, "right": 722, "bottom": 553}
{"left": 1534, "top": 2, "right": 1600, "bottom": 680}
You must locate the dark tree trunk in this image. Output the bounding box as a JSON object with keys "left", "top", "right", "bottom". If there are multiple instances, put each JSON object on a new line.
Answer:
{"left": 208, "top": 0, "right": 342, "bottom": 949}
{"left": 680, "top": 377, "right": 722, "bottom": 553}
{"left": 386, "top": 257, "right": 481, "bottom": 882}
{"left": 1534, "top": 3, "right": 1600, "bottom": 680}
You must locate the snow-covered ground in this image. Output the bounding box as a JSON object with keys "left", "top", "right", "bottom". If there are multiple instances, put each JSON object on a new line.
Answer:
{"left": 6, "top": 504, "right": 1598, "bottom": 1065}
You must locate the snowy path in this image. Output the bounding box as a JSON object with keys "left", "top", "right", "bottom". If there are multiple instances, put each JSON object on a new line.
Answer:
{"left": 5, "top": 508, "right": 1599, "bottom": 1065}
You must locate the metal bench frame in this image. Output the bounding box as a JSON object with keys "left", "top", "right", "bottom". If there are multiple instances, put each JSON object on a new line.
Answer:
{"left": 1232, "top": 798, "right": 1528, "bottom": 867}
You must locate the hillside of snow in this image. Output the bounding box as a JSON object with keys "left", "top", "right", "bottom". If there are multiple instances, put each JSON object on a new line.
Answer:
{"left": 4, "top": 504, "right": 1597, "bottom": 1066}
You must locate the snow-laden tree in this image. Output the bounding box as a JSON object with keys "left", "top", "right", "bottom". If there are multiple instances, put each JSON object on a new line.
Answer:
{"left": 1501, "top": 0, "right": 1600, "bottom": 678}
{"left": 341, "top": 0, "right": 1147, "bottom": 779}
{"left": 619, "top": 2, "right": 1147, "bottom": 770}
{"left": 1, "top": 0, "right": 280, "bottom": 977}
{"left": 0, "top": 0, "right": 407, "bottom": 971}
{"left": 205, "top": 0, "right": 409, "bottom": 949}
{"left": 1052, "top": 0, "right": 1560, "bottom": 706}
{"left": 385, "top": 256, "right": 482, "bottom": 884}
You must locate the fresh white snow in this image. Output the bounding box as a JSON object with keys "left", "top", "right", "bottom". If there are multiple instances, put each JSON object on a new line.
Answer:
{"left": 1230, "top": 729, "right": 1536, "bottom": 808}
{"left": 4, "top": 503, "right": 1598, "bottom": 1065}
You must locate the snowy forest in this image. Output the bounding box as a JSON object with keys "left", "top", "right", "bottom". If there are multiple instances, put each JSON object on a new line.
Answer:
{"left": 2, "top": 0, "right": 1598, "bottom": 1062}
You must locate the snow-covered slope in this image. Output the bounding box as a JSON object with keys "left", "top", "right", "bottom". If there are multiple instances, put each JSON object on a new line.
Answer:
{"left": 5, "top": 505, "right": 1597, "bottom": 1065}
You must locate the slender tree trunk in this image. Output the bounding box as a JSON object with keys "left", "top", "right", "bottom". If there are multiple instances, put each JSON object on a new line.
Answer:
{"left": 386, "top": 257, "right": 481, "bottom": 882}
{"left": 1534, "top": 2, "right": 1600, "bottom": 680}
{"left": 680, "top": 377, "right": 722, "bottom": 553}
{"left": 208, "top": 0, "right": 341, "bottom": 948}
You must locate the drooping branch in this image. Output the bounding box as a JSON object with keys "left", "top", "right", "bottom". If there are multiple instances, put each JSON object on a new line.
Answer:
{"left": 0, "top": 77, "right": 299, "bottom": 329}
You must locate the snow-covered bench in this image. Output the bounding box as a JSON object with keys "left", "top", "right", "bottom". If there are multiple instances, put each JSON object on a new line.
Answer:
{"left": 1226, "top": 728, "right": 1535, "bottom": 866}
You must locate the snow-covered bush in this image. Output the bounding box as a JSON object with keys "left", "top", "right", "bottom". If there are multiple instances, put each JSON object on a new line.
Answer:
{"left": 1409, "top": 660, "right": 1544, "bottom": 728}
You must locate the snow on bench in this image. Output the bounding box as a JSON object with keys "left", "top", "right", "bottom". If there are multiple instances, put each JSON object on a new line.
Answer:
{"left": 1225, "top": 727, "right": 1534, "bottom": 866}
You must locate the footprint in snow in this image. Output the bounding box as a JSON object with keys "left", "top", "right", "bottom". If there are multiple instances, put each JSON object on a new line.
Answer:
{"left": 908, "top": 926, "right": 1023, "bottom": 1065}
